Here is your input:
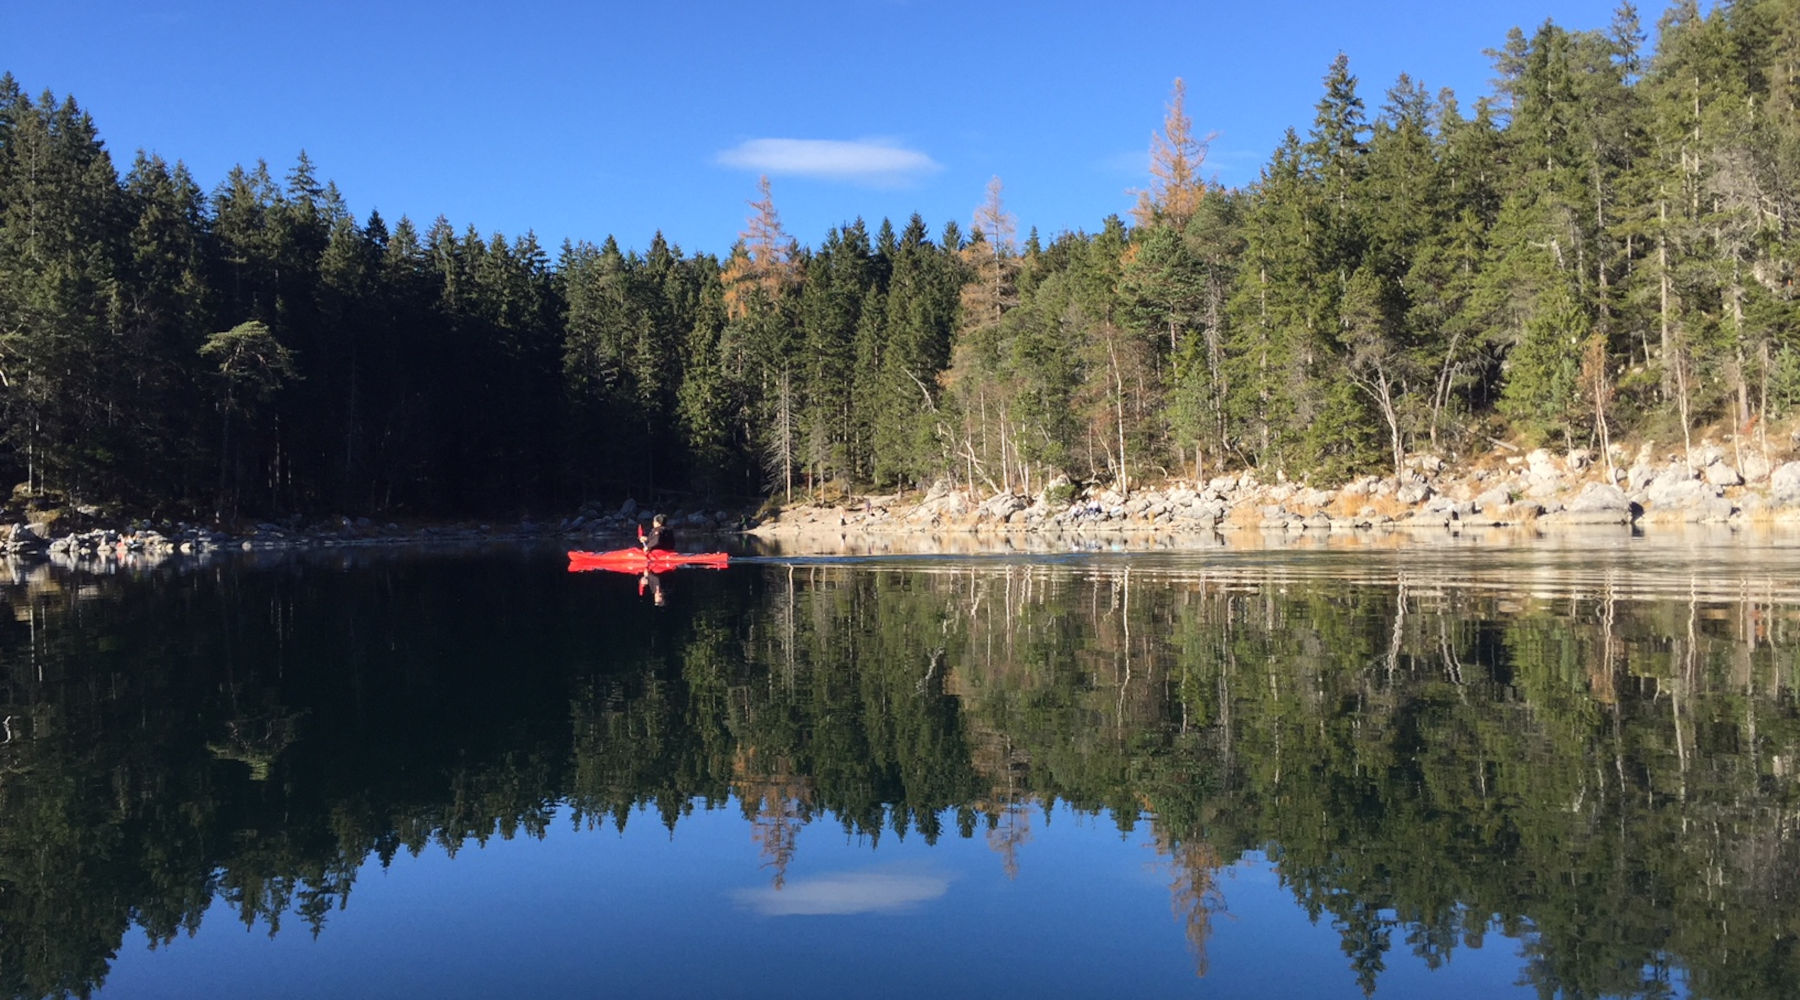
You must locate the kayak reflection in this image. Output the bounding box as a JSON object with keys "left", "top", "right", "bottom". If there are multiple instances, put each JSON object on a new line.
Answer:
{"left": 638, "top": 569, "right": 665, "bottom": 606}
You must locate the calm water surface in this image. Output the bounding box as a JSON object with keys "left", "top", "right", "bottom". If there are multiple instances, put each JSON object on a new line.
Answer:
{"left": 4, "top": 531, "right": 1798, "bottom": 999}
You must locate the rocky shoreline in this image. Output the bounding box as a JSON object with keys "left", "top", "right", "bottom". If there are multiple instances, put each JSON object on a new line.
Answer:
{"left": 0, "top": 497, "right": 746, "bottom": 576}
{"left": 6, "top": 441, "right": 1800, "bottom": 576}
{"left": 749, "top": 443, "right": 1800, "bottom": 539}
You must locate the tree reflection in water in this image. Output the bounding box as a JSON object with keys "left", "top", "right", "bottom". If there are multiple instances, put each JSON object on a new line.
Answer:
{"left": 0, "top": 547, "right": 1796, "bottom": 999}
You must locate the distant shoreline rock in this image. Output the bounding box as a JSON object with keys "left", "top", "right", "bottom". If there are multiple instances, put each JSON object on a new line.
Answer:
{"left": 748, "top": 443, "right": 1800, "bottom": 540}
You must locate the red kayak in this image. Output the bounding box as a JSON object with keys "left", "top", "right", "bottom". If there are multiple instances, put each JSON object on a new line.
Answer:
{"left": 567, "top": 548, "right": 730, "bottom": 573}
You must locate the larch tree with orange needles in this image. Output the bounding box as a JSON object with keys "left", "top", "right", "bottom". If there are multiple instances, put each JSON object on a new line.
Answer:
{"left": 1133, "top": 78, "right": 1211, "bottom": 232}
{"left": 720, "top": 176, "right": 803, "bottom": 500}
{"left": 722, "top": 175, "right": 798, "bottom": 322}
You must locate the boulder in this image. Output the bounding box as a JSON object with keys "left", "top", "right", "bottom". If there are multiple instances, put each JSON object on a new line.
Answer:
{"left": 1259, "top": 505, "right": 1301, "bottom": 529}
{"left": 11, "top": 521, "right": 48, "bottom": 541}
{"left": 1424, "top": 495, "right": 1475, "bottom": 519}
{"left": 1468, "top": 485, "right": 1512, "bottom": 510}
{"left": 1339, "top": 475, "right": 1378, "bottom": 497}
{"left": 1741, "top": 453, "right": 1772, "bottom": 483}
{"left": 1566, "top": 482, "right": 1633, "bottom": 515}
{"left": 1542, "top": 483, "right": 1634, "bottom": 525}
{"left": 983, "top": 492, "right": 1029, "bottom": 520}
{"left": 1178, "top": 502, "right": 1223, "bottom": 526}
{"left": 1769, "top": 462, "right": 1800, "bottom": 506}
{"left": 1646, "top": 477, "right": 1716, "bottom": 511}
{"left": 1400, "top": 510, "right": 1453, "bottom": 528}
{"left": 1694, "top": 496, "right": 1736, "bottom": 522}
{"left": 1702, "top": 461, "right": 1742, "bottom": 487}
{"left": 1523, "top": 472, "right": 1564, "bottom": 499}
{"left": 1293, "top": 487, "right": 1336, "bottom": 508}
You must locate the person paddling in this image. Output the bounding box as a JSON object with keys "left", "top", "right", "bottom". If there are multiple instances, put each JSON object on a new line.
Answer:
{"left": 639, "top": 513, "right": 675, "bottom": 553}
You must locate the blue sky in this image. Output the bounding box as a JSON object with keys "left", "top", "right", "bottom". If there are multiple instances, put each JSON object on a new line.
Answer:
{"left": 7, "top": 0, "right": 1665, "bottom": 258}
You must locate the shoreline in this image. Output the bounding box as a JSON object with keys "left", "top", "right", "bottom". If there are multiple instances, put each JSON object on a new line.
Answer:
{"left": 748, "top": 443, "right": 1800, "bottom": 546}
{"left": 6, "top": 443, "right": 1800, "bottom": 575}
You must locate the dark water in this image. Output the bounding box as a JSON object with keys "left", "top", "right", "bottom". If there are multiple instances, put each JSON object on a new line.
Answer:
{"left": 3, "top": 534, "right": 1799, "bottom": 999}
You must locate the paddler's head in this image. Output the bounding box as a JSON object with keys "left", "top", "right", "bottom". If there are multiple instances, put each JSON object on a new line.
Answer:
{"left": 653, "top": 514, "right": 667, "bottom": 527}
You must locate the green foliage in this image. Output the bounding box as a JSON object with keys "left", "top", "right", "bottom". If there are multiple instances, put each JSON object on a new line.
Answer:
{"left": 1500, "top": 285, "right": 1589, "bottom": 445}
{"left": 0, "top": 0, "right": 1796, "bottom": 514}
{"left": 201, "top": 320, "right": 298, "bottom": 400}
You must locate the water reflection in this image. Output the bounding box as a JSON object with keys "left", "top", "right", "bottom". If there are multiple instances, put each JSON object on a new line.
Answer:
{"left": 0, "top": 540, "right": 1797, "bottom": 998}
{"left": 731, "top": 867, "right": 953, "bottom": 916}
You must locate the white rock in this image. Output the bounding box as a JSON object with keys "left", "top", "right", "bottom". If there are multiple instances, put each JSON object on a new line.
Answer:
{"left": 1702, "top": 462, "right": 1742, "bottom": 487}
{"left": 1770, "top": 462, "right": 1800, "bottom": 505}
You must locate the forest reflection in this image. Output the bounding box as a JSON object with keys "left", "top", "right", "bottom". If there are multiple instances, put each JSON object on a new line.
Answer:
{"left": 0, "top": 548, "right": 1796, "bottom": 999}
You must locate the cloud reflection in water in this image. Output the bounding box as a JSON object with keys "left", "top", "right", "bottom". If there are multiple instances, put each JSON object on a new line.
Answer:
{"left": 732, "top": 868, "right": 951, "bottom": 916}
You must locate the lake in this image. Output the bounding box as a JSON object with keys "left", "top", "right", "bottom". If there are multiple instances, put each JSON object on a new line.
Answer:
{"left": 3, "top": 529, "right": 1797, "bottom": 999}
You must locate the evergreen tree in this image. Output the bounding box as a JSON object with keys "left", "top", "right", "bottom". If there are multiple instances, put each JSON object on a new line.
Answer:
{"left": 796, "top": 221, "right": 872, "bottom": 493}
{"left": 1500, "top": 283, "right": 1590, "bottom": 445}
{"left": 674, "top": 257, "right": 736, "bottom": 494}
{"left": 870, "top": 214, "right": 962, "bottom": 488}
{"left": 0, "top": 83, "right": 124, "bottom": 499}
{"left": 313, "top": 211, "right": 377, "bottom": 508}
{"left": 118, "top": 152, "right": 212, "bottom": 505}
{"left": 200, "top": 320, "right": 299, "bottom": 516}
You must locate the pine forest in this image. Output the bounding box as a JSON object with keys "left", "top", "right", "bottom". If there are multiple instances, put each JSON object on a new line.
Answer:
{"left": 1, "top": 0, "right": 1797, "bottom": 522}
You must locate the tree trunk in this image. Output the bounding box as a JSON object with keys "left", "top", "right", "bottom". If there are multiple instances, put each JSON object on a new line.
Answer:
{"left": 1659, "top": 199, "right": 1673, "bottom": 399}
{"left": 1674, "top": 347, "right": 1693, "bottom": 466}
{"left": 1109, "top": 337, "right": 1128, "bottom": 496}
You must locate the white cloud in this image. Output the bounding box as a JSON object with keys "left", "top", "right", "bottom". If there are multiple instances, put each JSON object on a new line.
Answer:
{"left": 715, "top": 138, "right": 943, "bottom": 185}
{"left": 731, "top": 869, "right": 951, "bottom": 916}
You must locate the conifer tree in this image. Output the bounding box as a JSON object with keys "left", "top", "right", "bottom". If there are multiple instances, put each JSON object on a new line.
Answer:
{"left": 119, "top": 152, "right": 211, "bottom": 504}
{"left": 948, "top": 179, "right": 1023, "bottom": 491}
{"left": 870, "top": 215, "right": 962, "bottom": 488}
{"left": 797, "top": 221, "right": 873, "bottom": 493}
{"left": 0, "top": 83, "right": 124, "bottom": 498}
{"left": 720, "top": 177, "right": 802, "bottom": 498}
{"left": 1134, "top": 78, "right": 1210, "bottom": 231}
{"left": 1226, "top": 131, "right": 1313, "bottom": 471}
{"left": 314, "top": 212, "right": 376, "bottom": 508}
{"left": 1500, "top": 283, "right": 1588, "bottom": 445}
{"left": 674, "top": 257, "right": 735, "bottom": 493}
{"left": 200, "top": 320, "right": 299, "bottom": 516}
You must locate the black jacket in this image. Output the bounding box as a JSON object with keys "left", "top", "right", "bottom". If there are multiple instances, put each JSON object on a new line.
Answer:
{"left": 641, "top": 523, "right": 675, "bottom": 552}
